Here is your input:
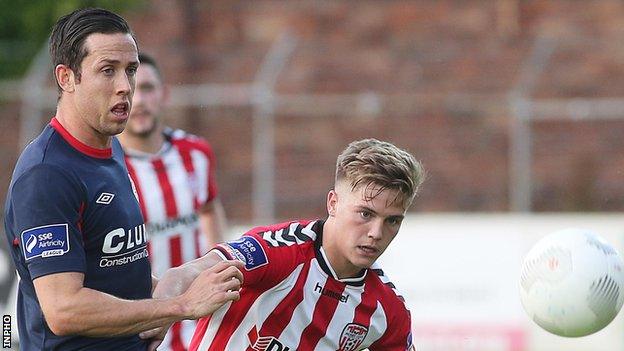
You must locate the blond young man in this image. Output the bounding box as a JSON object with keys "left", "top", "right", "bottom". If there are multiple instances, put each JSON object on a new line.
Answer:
{"left": 148, "top": 138, "right": 424, "bottom": 351}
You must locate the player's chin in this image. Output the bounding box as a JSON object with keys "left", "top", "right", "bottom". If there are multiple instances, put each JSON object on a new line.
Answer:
{"left": 351, "top": 254, "right": 377, "bottom": 269}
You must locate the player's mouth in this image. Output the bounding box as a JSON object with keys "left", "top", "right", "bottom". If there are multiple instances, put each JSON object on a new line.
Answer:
{"left": 111, "top": 102, "right": 130, "bottom": 120}
{"left": 357, "top": 245, "right": 379, "bottom": 257}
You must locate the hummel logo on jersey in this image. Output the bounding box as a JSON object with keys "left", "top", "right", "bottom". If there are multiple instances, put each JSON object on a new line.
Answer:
{"left": 314, "top": 282, "right": 349, "bottom": 303}
{"left": 96, "top": 192, "right": 115, "bottom": 204}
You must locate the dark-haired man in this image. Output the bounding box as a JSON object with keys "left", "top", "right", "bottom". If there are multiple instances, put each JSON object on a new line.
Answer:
{"left": 3, "top": 8, "right": 242, "bottom": 351}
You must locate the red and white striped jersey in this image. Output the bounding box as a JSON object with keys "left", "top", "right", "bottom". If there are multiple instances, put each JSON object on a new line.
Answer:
{"left": 124, "top": 128, "right": 219, "bottom": 351}
{"left": 190, "top": 219, "right": 415, "bottom": 351}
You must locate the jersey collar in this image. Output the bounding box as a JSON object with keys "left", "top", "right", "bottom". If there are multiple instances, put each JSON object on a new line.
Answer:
{"left": 50, "top": 117, "right": 112, "bottom": 159}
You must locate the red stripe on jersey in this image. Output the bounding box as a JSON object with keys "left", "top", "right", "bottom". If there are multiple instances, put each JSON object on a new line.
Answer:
{"left": 189, "top": 316, "right": 211, "bottom": 351}
{"left": 298, "top": 278, "right": 346, "bottom": 350}
{"left": 168, "top": 235, "right": 184, "bottom": 350}
{"left": 170, "top": 322, "right": 185, "bottom": 351}
{"left": 171, "top": 137, "right": 218, "bottom": 202}
{"left": 205, "top": 289, "right": 266, "bottom": 350}
{"left": 170, "top": 235, "right": 183, "bottom": 267}
{"left": 152, "top": 158, "right": 178, "bottom": 218}
{"left": 171, "top": 141, "right": 200, "bottom": 210}
{"left": 352, "top": 288, "right": 377, "bottom": 328}
{"left": 125, "top": 159, "right": 148, "bottom": 221}
{"left": 255, "top": 260, "right": 312, "bottom": 338}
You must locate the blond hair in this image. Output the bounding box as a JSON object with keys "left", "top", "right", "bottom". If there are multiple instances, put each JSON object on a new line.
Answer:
{"left": 335, "top": 138, "right": 425, "bottom": 208}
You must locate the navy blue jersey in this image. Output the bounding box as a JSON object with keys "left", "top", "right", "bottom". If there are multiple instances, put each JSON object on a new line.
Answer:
{"left": 4, "top": 118, "right": 151, "bottom": 350}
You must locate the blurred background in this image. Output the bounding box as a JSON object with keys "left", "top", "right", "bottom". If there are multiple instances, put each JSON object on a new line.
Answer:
{"left": 2, "top": 1, "right": 624, "bottom": 350}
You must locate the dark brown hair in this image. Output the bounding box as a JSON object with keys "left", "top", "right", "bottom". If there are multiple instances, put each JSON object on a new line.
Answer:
{"left": 49, "top": 8, "right": 137, "bottom": 91}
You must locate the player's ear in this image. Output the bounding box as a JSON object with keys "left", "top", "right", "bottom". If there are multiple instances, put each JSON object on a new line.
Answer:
{"left": 55, "top": 64, "right": 76, "bottom": 93}
{"left": 327, "top": 189, "right": 337, "bottom": 217}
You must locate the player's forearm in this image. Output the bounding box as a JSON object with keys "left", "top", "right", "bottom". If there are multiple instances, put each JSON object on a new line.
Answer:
{"left": 47, "top": 287, "right": 187, "bottom": 337}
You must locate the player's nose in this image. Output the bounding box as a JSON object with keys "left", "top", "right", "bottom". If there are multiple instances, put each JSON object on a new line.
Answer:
{"left": 116, "top": 73, "right": 132, "bottom": 96}
{"left": 367, "top": 221, "right": 384, "bottom": 240}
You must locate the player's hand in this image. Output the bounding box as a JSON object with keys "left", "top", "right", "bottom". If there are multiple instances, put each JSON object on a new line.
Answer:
{"left": 152, "top": 265, "right": 198, "bottom": 300}
{"left": 178, "top": 259, "right": 244, "bottom": 319}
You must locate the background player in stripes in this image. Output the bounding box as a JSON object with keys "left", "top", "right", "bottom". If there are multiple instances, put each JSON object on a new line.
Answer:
{"left": 119, "top": 52, "right": 227, "bottom": 351}
{"left": 147, "top": 138, "right": 423, "bottom": 350}
{"left": 3, "top": 8, "right": 243, "bottom": 351}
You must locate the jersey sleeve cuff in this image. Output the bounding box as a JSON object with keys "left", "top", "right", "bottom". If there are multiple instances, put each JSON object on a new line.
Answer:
{"left": 212, "top": 244, "right": 235, "bottom": 261}
{"left": 28, "top": 260, "right": 86, "bottom": 280}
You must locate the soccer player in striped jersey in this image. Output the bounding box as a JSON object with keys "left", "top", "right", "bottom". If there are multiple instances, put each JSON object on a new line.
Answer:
{"left": 147, "top": 138, "right": 424, "bottom": 350}
{"left": 118, "top": 53, "right": 227, "bottom": 351}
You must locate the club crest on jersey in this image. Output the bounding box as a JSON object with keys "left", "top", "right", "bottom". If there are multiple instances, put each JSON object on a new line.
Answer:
{"left": 223, "top": 236, "right": 268, "bottom": 271}
{"left": 21, "top": 223, "right": 70, "bottom": 261}
{"left": 338, "top": 323, "right": 368, "bottom": 351}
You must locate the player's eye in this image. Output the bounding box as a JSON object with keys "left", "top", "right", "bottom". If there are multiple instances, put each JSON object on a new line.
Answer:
{"left": 102, "top": 68, "right": 115, "bottom": 76}
{"left": 126, "top": 67, "right": 137, "bottom": 76}
{"left": 386, "top": 217, "right": 401, "bottom": 226}
{"left": 359, "top": 211, "right": 372, "bottom": 219}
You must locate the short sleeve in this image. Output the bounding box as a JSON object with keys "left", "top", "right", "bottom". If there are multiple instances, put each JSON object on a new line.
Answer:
{"left": 9, "top": 164, "right": 87, "bottom": 280}
{"left": 369, "top": 306, "right": 414, "bottom": 351}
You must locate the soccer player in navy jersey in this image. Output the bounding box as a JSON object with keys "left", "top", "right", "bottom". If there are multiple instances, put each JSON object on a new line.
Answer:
{"left": 3, "top": 8, "right": 242, "bottom": 351}
{"left": 147, "top": 138, "right": 424, "bottom": 350}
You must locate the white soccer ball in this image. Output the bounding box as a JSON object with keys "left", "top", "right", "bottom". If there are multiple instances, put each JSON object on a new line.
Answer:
{"left": 519, "top": 228, "right": 624, "bottom": 337}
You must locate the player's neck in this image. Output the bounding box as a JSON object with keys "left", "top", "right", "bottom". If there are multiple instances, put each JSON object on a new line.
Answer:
{"left": 321, "top": 219, "right": 361, "bottom": 279}
{"left": 118, "top": 126, "right": 165, "bottom": 154}
{"left": 55, "top": 107, "right": 112, "bottom": 149}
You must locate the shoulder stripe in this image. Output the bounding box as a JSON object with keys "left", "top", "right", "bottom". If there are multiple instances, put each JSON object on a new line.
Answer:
{"left": 260, "top": 221, "right": 318, "bottom": 247}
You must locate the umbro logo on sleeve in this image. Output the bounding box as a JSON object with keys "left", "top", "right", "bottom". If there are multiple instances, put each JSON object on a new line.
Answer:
{"left": 96, "top": 192, "right": 115, "bottom": 205}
